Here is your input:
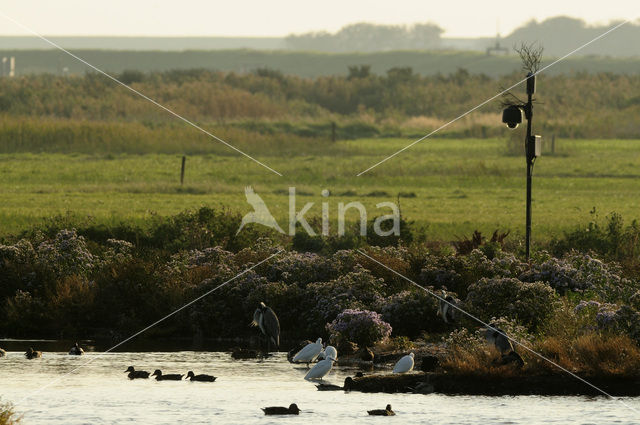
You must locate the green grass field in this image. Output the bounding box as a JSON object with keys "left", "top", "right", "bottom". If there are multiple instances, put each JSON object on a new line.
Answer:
{"left": 1, "top": 137, "right": 638, "bottom": 241}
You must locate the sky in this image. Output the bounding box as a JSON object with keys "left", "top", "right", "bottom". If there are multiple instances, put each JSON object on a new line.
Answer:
{"left": 0, "top": 0, "right": 637, "bottom": 38}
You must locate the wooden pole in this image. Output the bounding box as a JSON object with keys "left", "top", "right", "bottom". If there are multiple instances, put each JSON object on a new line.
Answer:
{"left": 551, "top": 134, "right": 555, "bottom": 154}
{"left": 180, "top": 156, "right": 186, "bottom": 185}
{"left": 331, "top": 122, "right": 336, "bottom": 142}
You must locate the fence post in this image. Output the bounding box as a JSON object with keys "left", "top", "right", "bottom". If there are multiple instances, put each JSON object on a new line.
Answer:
{"left": 331, "top": 122, "right": 336, "bottom": 142}
{"left": 551, "top": 134, "right": 555, "bottom": 154}
{"left": 180, "top": 156, "right": 186, "bottom": 185}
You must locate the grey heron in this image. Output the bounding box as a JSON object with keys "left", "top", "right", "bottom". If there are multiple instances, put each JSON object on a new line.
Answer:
{"left": 437, "top": 291, "right": 457, "bottom": 324}
{"left": 485, "top": 325, "right": 515, "bottom": 354}
{"left": 250, "top": 301, "right": 280, "bottom": 352}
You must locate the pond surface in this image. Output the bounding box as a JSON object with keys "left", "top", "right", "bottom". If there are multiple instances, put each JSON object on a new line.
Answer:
{"left": 1, "top": 340, "right": 639, "bottom": 424}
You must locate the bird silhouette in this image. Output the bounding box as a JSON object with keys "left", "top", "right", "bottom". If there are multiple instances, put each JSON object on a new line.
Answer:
{"left": 236, "top": 186, "right": 284, "bottom": 234}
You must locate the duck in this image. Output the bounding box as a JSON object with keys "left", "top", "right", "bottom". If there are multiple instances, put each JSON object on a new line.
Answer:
{"left": 261, "top": 403, "right": 300, "bottom": 415}
{"left": 151, "top": 369, "right": 184, "bottom": 381}
{"left": 125, "top": 366, "right": 150, "bottom": 379}
{"left": 392, "top": 352, "right": 414, "bottom": 373}
{"left": 186, "top": 371, "right": 216, "bottom": 382}
{"left": 68, "top": 342, "right": 84, "bottom": 355}
{"left": 25, "top": 347, "right": 42, "bottom": 359}
{"left": 315, "top": 383, "right": 343, "bottom": 391}
{"left": 361, "top": 347, "right": 374, "bottom": 362}
{"left": 0, "top": 348, "right": 5, "bottom": 357}
{"left": 368, "top": 404, "right": 395, "bottom": 416}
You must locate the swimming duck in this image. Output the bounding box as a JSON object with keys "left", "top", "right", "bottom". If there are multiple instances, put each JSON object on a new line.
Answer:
{"left": 261, "top": 403, "right": 300, "bottom": 415}
{"left": 125, "top": 366, "right": 150, "bottom": 379}
{"left": 186, "top": 371, "right": 216, "bottom": 382}
{"left": 151, "top": 369, "right": 184, "bottom": 381}
{"left": 69, "top": 342, "right": 84, "bottom": 355}
{"left": 25, "top": 347, "right": 42, "bottom": 359}
{"left": 368, "top": 404, "right": 395, "bottom": 416}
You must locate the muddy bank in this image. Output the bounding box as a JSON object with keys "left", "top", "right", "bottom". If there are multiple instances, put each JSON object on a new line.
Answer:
{"left": 344, "top": 372, "right": 640, "bottom": 396}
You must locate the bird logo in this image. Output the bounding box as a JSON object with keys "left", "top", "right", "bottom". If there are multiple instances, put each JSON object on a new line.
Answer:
{"left": 237, "top": 186, "right": 285, "bottom": 234}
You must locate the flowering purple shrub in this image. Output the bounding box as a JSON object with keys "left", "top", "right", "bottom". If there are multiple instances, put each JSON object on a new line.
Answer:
{"left": 519, "top": 251, "right": 637, "bottom": 300}
{"left": 265, "top": 251, "right": 338, "bottom": 286}
{"left": 419, "top": 249, "right": 527, "bottom": 297}
{"left": 465, "top": 277, "right": 557, "bottom": 331}
{"left": 378, "top": 289, "right": 445, "bottom": 337}
{"left": 296, "top": 266, "right": 385, "bottom": 336}
{"left": 36, "top": 229, "right": 95, "bottom": 277}
{"left": 327, "top": 309, "right": 392, "bottom": 347}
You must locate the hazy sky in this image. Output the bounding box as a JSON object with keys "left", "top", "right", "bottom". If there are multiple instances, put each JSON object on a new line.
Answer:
{"left": 0, "top": 0, "right": 637, "bottom": 38}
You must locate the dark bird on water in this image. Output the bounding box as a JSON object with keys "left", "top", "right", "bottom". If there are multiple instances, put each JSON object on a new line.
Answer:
{"left": 186, "top": 371, "right": 216, "bottom": 382}
{"left": 261, "top": 403, "right": 300, "bottom": 415}
{"left": 69, "top": 342, "right": 84, "bottom": 355}
{"left": 250, "top": 301, "right": 280, "bottom": 352}
{"left": 368, "top": 404, "right": 395, "bottom": 416}
{"left": 125, "top": 366, "right": 150, "bottom": 379}
{"left": 25, "top": 347, "right": 42, "bottom": 359}
{"left": 151, "top": 369, "right": 184, "bottom": 381}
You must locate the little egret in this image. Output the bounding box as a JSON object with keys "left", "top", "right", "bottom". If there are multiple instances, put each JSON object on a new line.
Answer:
{"left": 186, "top": 371, "right": 217, "bottom": 382}
{"left": 304, "top": 356, "right": 335, "bottom": 381}
{"left": 262, "top": 403, "right": 301, "bottom": 415}
{"left": 392, "top": 352, "right": 414, "bottom": 373}
{"left": 292, "top": 338, "right": 323, "bottom": 366}
{"left": 68, "top": 342, "right": 84, "bottom": 355}
{"left": 250, "top": 301, "right": 280, "bottom": 352}
{"left": 0, "top": 348, "right": 5, "bottom": 357}
{"left": 368, "top": 404, "right": 395, "bottom": 416}
{"left": 322, "top": 346, "right": 337, "bottom": 361}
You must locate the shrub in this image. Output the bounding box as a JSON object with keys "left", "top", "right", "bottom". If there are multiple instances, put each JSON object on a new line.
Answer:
{"left": 326, "top": 309, "right": 392, "bottom": 347}
{"left": 465, "top": 277, "right": 557, "bottom": 331}
{"left": 300, "top": 267, "right": 385, "bottom": 335}
{"left": 378, "top": 289, "right": 445, "bottom": 338}
{"left": 0, "top": 400, "right": 20, "bottom": 425}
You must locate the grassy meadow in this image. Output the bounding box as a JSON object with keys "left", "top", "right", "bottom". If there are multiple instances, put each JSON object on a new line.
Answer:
{"left": 1, "top": 136, "right": 638, "bottom": 241}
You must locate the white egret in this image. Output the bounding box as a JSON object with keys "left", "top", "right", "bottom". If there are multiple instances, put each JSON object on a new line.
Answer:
{"left": 304, "top": 356, "right": 335, "bottom": 381}
{"left": 292, "top": 338, "right": 323, "bottom": 366}
{"left": 392, "top": 352, "right": 415, "bottom": 373}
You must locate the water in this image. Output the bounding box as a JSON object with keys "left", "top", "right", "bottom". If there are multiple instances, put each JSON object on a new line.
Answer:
{"left": 1, "top": 342, "right": 639, "bottom": 424}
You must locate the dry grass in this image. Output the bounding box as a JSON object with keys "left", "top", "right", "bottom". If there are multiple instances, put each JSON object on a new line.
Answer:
{"left": 442, "top": 330, "right": 640, "bottom": 378}
{"left": 0, "top": 402, "right": 20, "bottom": 425}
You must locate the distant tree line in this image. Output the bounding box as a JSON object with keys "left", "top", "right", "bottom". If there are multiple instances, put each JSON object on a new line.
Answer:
{"left": 285, "top": 22, "right": 443, "bottom": 52}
